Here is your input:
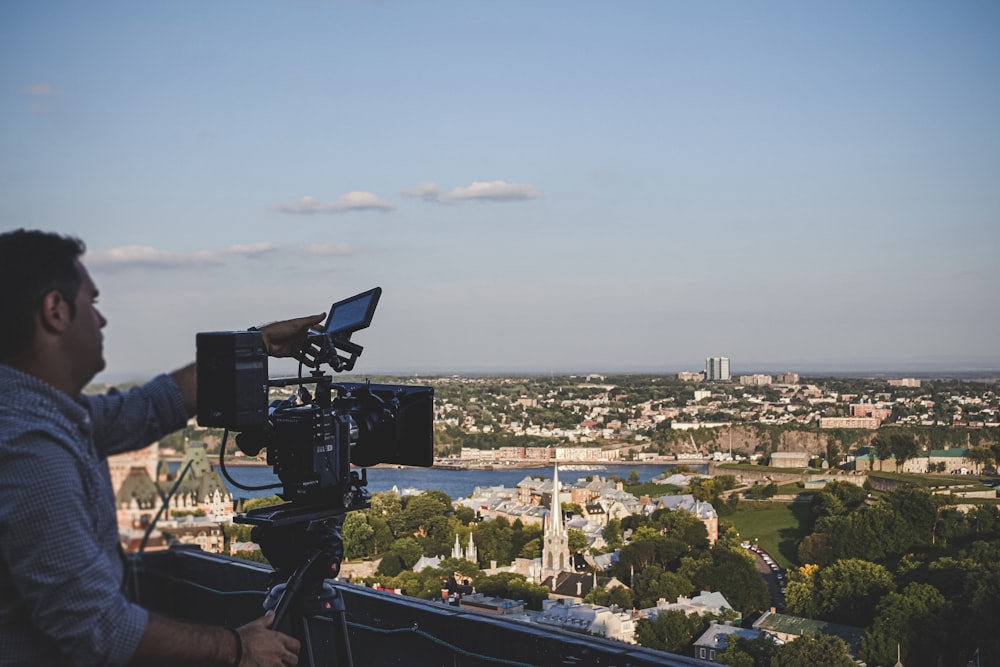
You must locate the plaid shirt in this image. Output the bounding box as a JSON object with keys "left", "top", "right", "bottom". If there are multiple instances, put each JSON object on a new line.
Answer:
{"left": 0, "top": 364, "right": 188, "bottom": 666}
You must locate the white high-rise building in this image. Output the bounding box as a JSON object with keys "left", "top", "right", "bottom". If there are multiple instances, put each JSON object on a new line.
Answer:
{"left": 705, "top": 357, "right": 731, "bottom": 382}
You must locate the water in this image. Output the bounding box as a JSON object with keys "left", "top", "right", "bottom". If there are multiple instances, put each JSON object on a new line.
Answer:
{"left": 188, "top": 462, "right": 706, "bottom": 501}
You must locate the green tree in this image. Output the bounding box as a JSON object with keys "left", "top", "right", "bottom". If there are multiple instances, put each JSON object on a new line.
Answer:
{"left": 474, "top": 572, "right": 550, "bottom": 610}
{"left": 771, "top": 635, "right": 854, "bottom": 667}
{"left": 475, "top": 517, "right": 515, "bottom": 566}
{"left": 342, "top": 511, "right": 375, "bottom": 560}
{"left": 567, "top": 528, "right": 588, "bottom": 554}
{"left": 390, "top": 536, "right": 424, "bottom": 569}
{"left": 631, "top": 565, "right": 694, "bottom": 609}
{"left": 584, "top": 585, "right": 635, "bottom": 609}
{"left": 859, "top": 582, "right": 950, "bottom": 667}
{"left": 682, "top": 546, "right": 769, "bottom": 616}
{"left": 369, "top": 491, "right": 405, "bottom": 536}
{"left": 812, "top": 558, "right": 895, "bottom": 626}
{"left": 717, "top": 634, "right": 779, "bottom": 667}
{"left": 602, "top": 518, "right": 623, "bottom": 550}
{"left": 634, "top": 610, "right": 711, "bottom": 654}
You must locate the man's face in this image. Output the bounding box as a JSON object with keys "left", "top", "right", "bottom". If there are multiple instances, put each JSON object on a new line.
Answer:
{"left": 66, "top": 261, "right": 108, "bottom": 385}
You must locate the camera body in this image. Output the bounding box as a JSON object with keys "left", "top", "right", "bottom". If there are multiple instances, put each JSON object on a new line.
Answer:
{"left": 195, "top": 288, "right": 433, "bottom": 513}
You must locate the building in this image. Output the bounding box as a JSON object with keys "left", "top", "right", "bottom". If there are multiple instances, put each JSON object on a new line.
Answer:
{"left": 850, "top": 403, "right": 893, "bottom": 421}
{"left": 542, "top": 464, "right": 572, "bottom": 579}
{"left": 458, "top": 593, "right": 526, "bottom": 617}
{"left": 112, "top": 442, "right": 233, "bottom": 553}
{"left": 677, "top": 371, "right": 704, "bottom": 382}
{"left": 643, "top": 591, "right": 738, "bottom": 623}
{"left": 819, "top": 416, "right": 881, "bottom": 429}
{"left": 648, "top": 494, "right": 718, "bottom": 544}
{"left": 769, "top": 451, "right": 811, "bottom": 468}
{"left": 776, "top": 372, "right": 800, "bottom": 385}
{"left": 535, "top": 598, "right": 636, "bottom": 644}
{"left": 692, "top": 623, "right": 763, "bottom": 663}
{"left": 452, "top": 533, "right": 478, "bottom": 563}
{"left": 752, "top": 610, "right": 863, "bottom": 659}
{"left": 888, "top": 378, "right": 922, "bottom": 388}
{"left": 739, "top": 374, "right": 772, "bottom": 386}
{"left": 705, "top": 357, "right": 731, "bottom": 382}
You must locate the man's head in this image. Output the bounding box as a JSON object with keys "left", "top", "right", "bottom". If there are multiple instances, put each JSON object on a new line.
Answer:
{"left": 0, "top": 229, "right": 106, "bottom": 390}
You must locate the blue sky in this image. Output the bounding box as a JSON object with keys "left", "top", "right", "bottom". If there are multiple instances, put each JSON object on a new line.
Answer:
{"left": 2, "top": 1, "right": 998, "bottom": 381}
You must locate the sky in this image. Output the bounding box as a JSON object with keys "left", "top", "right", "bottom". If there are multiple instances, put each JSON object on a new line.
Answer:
{"left": 2, "top": 1, "right": 999, "bottom": 381}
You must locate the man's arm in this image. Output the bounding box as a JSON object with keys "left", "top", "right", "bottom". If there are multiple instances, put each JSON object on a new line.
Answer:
{"left": 130, "top": 611, "right": 299, "bottom": 667}
{"left": 169, "top": 313, "right": 326, "bottom": 418}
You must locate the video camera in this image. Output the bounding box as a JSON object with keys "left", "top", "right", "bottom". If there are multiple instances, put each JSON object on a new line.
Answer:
{"left": 194, "top": 287, "right": 434, "bottom": 515}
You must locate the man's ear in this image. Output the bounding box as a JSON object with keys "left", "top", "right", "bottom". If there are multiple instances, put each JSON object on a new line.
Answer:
{"left": 38, "top": 290, "right": 72, "bottom": 334}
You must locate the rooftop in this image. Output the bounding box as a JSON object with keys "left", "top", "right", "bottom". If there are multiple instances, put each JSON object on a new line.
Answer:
{"left": 136, "top": 545, "right": 711, "bottom": 667}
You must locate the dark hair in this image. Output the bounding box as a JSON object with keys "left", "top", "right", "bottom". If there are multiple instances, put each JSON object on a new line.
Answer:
{"left": 0, "top": 229, "right": 86, "bottom": 361}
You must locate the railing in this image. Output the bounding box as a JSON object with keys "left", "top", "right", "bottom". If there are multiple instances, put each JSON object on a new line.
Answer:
{"left": 131, "top": 545, "right": 712, "bottom": 666}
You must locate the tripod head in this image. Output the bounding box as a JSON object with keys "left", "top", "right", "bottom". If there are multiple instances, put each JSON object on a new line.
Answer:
{"left": 237, "top": 503, "right": 349, "bottom": 631}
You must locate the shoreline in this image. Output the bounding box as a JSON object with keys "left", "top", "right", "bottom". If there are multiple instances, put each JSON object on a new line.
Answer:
{"left": 167, "top": 457, "right": 710, "bottom": 470}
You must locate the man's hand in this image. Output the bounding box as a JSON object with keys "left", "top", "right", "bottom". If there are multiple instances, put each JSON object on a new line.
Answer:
{"left": 258, "top": 314, "right": 326, "bottom": 365}
{"left": 236, "top": 611, "right": 301, "bottom": 667}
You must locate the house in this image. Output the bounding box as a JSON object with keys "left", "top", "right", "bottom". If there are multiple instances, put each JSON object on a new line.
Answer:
{"left": 535, "top": 598, "right": 635, "bottom": 644}
{"left": 691, "top": 622, "right": 763, "bottom": 663}
{"left": 769, "top": 451, "right": 811, "bottom": 468}
{"left": 540, "top": 571, "right": 628, "bottom": 602}
{"left": 647, "top": 494, "right": 719, "bottom": 544}
{"left": 752, "top": 610, "right": 863, "bottom": 658}
{"left": 642, "top": 590, "right": 739, "bottom": 624}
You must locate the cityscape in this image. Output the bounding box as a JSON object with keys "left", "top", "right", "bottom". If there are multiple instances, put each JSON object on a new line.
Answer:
{"left": 4, "top": 2, "right": 999, "bottom": 666}
{"left": 106, "top": 359, "right": 1000, "bottom": 666}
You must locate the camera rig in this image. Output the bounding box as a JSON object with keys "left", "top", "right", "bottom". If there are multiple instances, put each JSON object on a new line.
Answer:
{"left": 193, "top": 288, "right": 434, "bottom": 662}
{"left": 195, "top": 286, "right": 433, "bottom": 513}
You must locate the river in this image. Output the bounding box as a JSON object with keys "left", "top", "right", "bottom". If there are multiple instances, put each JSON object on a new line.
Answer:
{"left": 182, "top": 462, "right": 708, "bottom": 501}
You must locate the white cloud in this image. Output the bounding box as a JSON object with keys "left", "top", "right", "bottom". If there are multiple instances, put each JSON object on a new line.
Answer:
{"left": 400, "top": 182, "right": 443, "bottom": 202}
{"left": 86, "top": 246, "right": 224, "bottom": 270}
{"left": 402, "top": 180, "right": 542, "bottom": 204}
{"left": 228, "top": 242, "right": 278, "bottom": 258}
{"left": 447, "top": 180, "right": 541, "bottom": 202}
{"left": 274, "top": 192, "right": 395, "bottom": 214}
{"left": 303, "top": 242, "right": 356, "bottom": 257}
{"left": 23, "top": 83, "right": 64, "bottom": 96}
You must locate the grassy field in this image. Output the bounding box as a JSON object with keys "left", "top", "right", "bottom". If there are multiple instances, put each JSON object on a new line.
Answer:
{"left": 725, "top": 502, "right": 814, "bottom": 570}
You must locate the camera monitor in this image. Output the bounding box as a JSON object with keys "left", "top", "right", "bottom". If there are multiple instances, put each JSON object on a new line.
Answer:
{"left": 325, "top": 287, "right": 381, "bottom": 338}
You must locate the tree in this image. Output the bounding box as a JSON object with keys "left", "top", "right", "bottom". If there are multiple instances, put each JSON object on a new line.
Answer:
{"left": 389, "top": 536, "right": 424, "bottom": 569}
{"left": 474, "top": 572, "right": 550, "bottom": 610}
{"left": 402, "top": 492, "right": 451, "bottom": 536}
{"left": 475, "top": 517, "right": 515, "bottom": 566}
{"left": 683, "top": 546, "right": 769, "bottom": 616}
{"left": 812, "top": 558, "right": 895, "bottom": 626}
{"left": 584, "top": 585, "right": 634, "bottom": 609}
{"left": 771, "top": 635, "right": 854, "bottom": 667}
{"left": 967, "top": 446, "right": 995, "bottom": 473}
{"left": 631, "top": 565, "right": 694, "bottom": 609}
{"left": 567, "top": 528, "right": 588, "bottom": 554}
{"left": 634, "top": 610, "right": 711, "bottom": 654}
{"left": 342, "top": 511, "right": 375, "bottom": 560}
{"left": 602, "top": 518, "right": 623, "bottom": 550}
{"left": 717, "top": 634, "right": 779, "bottom": 667}
{"left": 369, "top": 491, "right": 405, "bottom": 536}
{"left": 859, "top": 582, "right": 950, "bottom": 667}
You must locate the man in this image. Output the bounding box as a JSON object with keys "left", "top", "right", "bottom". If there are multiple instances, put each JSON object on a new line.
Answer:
{"left": 0, "top": 229, "right": 323, "bottom": 666}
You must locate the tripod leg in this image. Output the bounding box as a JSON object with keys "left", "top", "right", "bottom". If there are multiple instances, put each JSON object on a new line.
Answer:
{"left": 298, "top": 583, "right": 354, "bottom": 667}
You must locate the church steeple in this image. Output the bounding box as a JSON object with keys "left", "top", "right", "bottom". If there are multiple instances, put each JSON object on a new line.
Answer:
{"left": 541, "top": 463, "right": 571, "bottom": 579}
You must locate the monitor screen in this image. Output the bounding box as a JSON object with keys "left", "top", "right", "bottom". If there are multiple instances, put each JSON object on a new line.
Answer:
{"left": 325, "top": 287, "right": 381, "bottom": 337}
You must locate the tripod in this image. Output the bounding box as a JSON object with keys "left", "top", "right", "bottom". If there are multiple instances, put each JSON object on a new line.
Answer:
{"left": 239, "top": 504, "right": 355, "bottom": 667}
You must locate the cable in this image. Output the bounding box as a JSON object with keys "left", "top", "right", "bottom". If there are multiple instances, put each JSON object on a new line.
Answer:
{"left": 218, "top": 429, "right": 281, "bottom": 492}
{"left": 133, "top": 567, "right": 541, "bottom": 667}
